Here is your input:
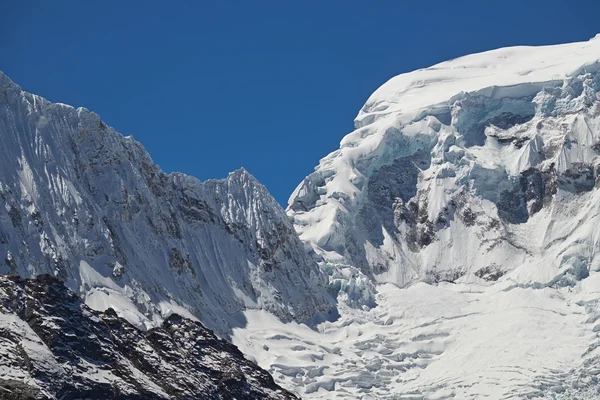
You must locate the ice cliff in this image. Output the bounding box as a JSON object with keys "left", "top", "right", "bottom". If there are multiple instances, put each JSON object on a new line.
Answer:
{"left": 288, "top": 34, "right": 600, "bottom": 288}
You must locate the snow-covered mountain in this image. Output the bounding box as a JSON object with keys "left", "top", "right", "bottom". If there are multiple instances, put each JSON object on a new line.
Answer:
{"left": 3, "top": 33, "right": 600, "bottom": 400}
{"left": 0, "top": 71, "right": 334, "bottom": 337}
{"left": 232, "top": 34, "right": 600, "bottom": 399}
{"left": 288, "top": 34, "right": 600, "bottom": 288}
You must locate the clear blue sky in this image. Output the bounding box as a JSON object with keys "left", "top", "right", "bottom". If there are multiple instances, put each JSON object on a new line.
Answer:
{"left": 2, "top": 1, "right": 599, "bottom": 205}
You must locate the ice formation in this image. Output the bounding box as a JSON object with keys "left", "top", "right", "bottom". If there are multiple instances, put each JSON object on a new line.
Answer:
{"left": 251, "top": 34, "right": 600, "bottom": 398}
{"left": 288, "top": 34, "right": 600, "bottom": 288}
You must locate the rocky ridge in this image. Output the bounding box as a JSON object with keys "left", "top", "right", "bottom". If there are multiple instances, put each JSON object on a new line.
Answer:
{"left": 0, "top": 274, "right": 298, "bottom": 400}
{"left": 0, "top": 71, "right": 334, "bottom": 337}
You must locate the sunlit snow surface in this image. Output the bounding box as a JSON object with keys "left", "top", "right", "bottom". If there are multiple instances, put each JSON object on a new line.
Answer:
{"left": 0, "top": 71, "right": 333, "bottom": 337}
{"left": 234, "top": 276, "right": 600, "bottom": 399}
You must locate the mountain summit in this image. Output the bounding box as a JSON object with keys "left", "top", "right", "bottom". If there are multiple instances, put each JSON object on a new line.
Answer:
{"left": 259, "top": 35, "right": 600, "bottom": 399}
{"left": 3, "top": 34, "right": 600, "bottom": 399}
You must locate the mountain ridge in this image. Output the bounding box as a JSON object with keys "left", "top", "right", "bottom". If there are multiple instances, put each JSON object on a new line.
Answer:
{"left": 287, "top": 34, "right": 600, "bottom": 288}
{"left": 0, "top": 70, "right": 335, "bottom": 338}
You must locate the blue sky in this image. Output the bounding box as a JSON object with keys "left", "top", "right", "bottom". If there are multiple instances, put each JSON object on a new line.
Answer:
{"left": 2, "top": 1, "right": 599, "bottom": 205}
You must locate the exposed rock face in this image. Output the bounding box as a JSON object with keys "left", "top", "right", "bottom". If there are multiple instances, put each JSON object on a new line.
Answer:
{"left": 0, "top": 71, "right": 334, "bottom": 335}
{"left": 0, "top": 274, "right": 298, "bottom": 400}
{"left": 288, "top": 37, "right": 600, "bottom": 289}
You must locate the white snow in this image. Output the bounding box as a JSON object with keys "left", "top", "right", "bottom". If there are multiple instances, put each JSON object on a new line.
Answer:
{"left": 276, "top": 34, "right": 600, "bottom": 398}
{"left": 359, "top": 39, "right": 600, "bottom": 127}
{"left": 0, "top": 312, "right": 61, "bottom": 389}
{"left": 79, "top": 261, "right": 155, "bottom": 330}
{"left": 234, "top": 280, "right": 598, "bottom": 399}
{"left": 0, "top": 73, "right": 333, "bottom": 337}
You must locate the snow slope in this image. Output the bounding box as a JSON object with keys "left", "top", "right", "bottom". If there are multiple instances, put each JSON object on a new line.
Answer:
{"left": 0, "top": 71, "right": 334, "bottom": 336}
{"left": 3, "top": 34, "right": 600, "bottom": 400}
{"left": 234, "top": 276, "right": 600, "bottom": 399}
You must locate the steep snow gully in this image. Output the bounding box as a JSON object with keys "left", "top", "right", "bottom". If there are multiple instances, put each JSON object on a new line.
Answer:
{"left": 3, "top": 34, "right": 600, "bottom": 399}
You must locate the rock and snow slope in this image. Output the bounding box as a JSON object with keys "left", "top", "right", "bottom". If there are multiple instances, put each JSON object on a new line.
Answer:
{"left": 0, "top": 71, "right": 334, "bottom": 337}
{"left": 0, "top": 274, "right": 297, "bottom": 399}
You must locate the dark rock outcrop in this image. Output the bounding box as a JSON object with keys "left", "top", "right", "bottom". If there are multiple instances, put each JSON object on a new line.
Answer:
{"left": 0, "top": 274, "right": 297, "bottom": 400}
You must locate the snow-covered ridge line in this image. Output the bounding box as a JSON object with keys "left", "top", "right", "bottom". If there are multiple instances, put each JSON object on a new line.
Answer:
{"left": 358, "top": 36, "right": 600, "bottom": 127}
{"left": 240, "top": 35, "right": 600, "bottom": 399}
{"left": 0, "top": 70, "right": 334, "bottom": 336}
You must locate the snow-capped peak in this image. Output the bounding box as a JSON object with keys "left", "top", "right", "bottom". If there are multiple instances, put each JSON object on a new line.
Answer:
{"left": 358, "top": 34, "right": 600, "bottom": 128}
{"left": 288, "top": 35, "right": 600, "bottom": 288}
{"left": 0, "top": 74, "right": 334, "bottom": 336}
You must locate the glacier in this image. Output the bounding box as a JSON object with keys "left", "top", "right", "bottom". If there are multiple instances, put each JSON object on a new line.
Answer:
{"left": 236, "top": 34, "right": 600, "bottom": 399}
{"left": 3, "top": 34, "right": 600, "bottom": 400}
